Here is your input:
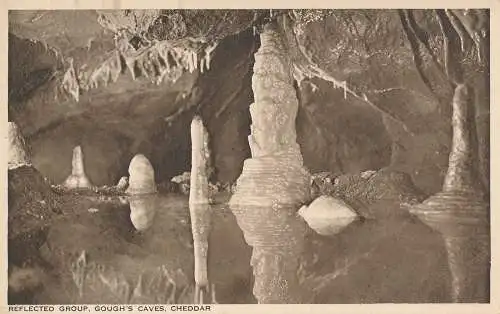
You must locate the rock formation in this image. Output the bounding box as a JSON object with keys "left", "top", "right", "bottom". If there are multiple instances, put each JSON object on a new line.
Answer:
{"left": 298, "top": 196, "right": 358, "bottom": 236}
{"left": 8, "top": 122, "right": 31, "bottom": 170}
{"left": 409, "top": 84, "right": 489, "bottom": 302}
{"left": 189, "top": 115, "right": 212, "bottom": 303}
{"left": 229, "top": 23, "right": 311, "bottom": 303}
{"left": 115, "top": 176, "right": 129, "bottom": 192}
{"left": 62, "top": 146, "right": 94, "bottom": 190}
{"left": 126, "top": 154, "right": 157, "bottom": 195}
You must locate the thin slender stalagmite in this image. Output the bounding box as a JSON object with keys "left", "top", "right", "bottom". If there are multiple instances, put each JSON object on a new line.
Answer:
{"left": 229, "top": 23, "right": 311, "bottom": 303}
{"left": 410, "top": 84, "right": 489, "bottom": 302}
{"left": 189, "top": 115, "right": 213, "bottom": 304}
{"left": 63, "top": 146, "right": 94, "bottom": 189}
{"left": 8, "top": 122, "right": 31, "bottom": 170}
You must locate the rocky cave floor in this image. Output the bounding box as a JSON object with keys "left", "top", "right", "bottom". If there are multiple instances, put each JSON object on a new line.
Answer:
{"left": 8, "top": 165, "right": 456, "bottom": 304}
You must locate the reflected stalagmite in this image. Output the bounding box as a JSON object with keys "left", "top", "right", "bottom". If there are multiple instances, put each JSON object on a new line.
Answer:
{"left": 409, "top": 84, "right": 490, "bottom": 302}
{"left": 129, "top": 195, "right": 157, "bottom": 231}
{"left": 126, "top": 154, "right": 157, "bottom": 195}
{"left": 229, "top": 23, "right": 311, "bottom": 303}
{"left": 63, "top": 146, "right": 94, "bottom": 189}
{"left": 8, "top": 122, "right": 31, "bottom": 170}
{"left": 189, "top": 115, "right": 213, "bottom": 303}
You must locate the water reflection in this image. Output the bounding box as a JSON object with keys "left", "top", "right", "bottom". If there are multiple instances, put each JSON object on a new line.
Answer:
{"left": 189, "top": 203, "right": 213, "bottom": 303}
{"left": 129, "top": 195, "right": 158, "bottom": 232}
{"left": 231, "top": 204, "right": 307, "bottom": 303}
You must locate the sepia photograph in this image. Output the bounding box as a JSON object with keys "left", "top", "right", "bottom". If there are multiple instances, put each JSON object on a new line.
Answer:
{"left": 5, "top": 7, "right": 492, "bottom": 308}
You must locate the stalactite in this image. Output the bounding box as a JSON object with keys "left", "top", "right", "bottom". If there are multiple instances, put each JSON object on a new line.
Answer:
{"left": 189, "top": 116, "right": 213, "bottom": 303}
{"left": 229, "top": 22, "right": 311, "bottom": 304}
{"left": 126, "top": 154, "right": 157, "bottom": 195}
{"left": 60, "top": 38, "right": 218, "bottom": 101}
{"left": 62, "top": 58, "right": 80, "bottom": 102}
{"left": 409, "top": 84, "right": 489, "bottom": 303}
{"left": 62, "top": 146, "right": 94, "bottom": 190}
{"left": 8, "top": 122, "right": 31, "bottom": 170}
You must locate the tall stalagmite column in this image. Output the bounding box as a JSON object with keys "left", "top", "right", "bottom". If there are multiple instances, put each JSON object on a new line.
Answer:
{"left": 189, "top": 116, "right": 212, "bottom": 303}
{"left": 410, "top": 84, "right": 490, "bottom": 302}
{"left": 229, "top": 23, "right": 311, "bottom": 303}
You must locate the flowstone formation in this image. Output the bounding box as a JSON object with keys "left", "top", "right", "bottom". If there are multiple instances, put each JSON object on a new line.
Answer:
{"left": 8, "top": 122, "right": 31, "bottom": 170}
{"left": 229, "top": 23, "right": 311, "bottom": 304}
{"left": 189, "top": 116, "right": 213, "bottom": 303}
{"left": 126, "top": 154, "right": 157, "bottom": 195}
{"left": 409, "top": 84, "right": 489, "bottom": 302}
{"left": 62, "top": 146, "right": 94, "bottom": 190}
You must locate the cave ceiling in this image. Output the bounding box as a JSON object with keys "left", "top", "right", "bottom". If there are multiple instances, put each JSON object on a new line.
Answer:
{"left": 8, "top": 9, "right": 490, "bottom": 193}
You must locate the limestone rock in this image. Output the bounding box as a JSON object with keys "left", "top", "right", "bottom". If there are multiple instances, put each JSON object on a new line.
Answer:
{"left": 115, "top": 176, "right": 129, "bottom": 192}
{"left": 298, "top": 195, "right": 358, "bottom": 236}
{"left": 126, "top": 154, "right": 157, "bottom": 195}
{"left": 8, "top": 122, "right": 31, "bottom": 170}
{"left": 171, "top": 171, "right": 191, "bottom": 184}
{"left": 170, "top": 172, "right": 189, "bottom": 194}
{"left": 63, "top": 146, "right": 94, "bottom": 189}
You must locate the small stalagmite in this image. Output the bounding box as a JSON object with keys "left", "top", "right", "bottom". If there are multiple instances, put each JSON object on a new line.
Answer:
{"left": 126, "top": 154, "right": 157, "bottom": 195}
{"left": 8, "top": 122, "right": 31, "bottom": 170}
{"left": 189, "top": 115, "right": 212, "bottom": 304}
{"left": 63, "top": 146, "right": 94, "bottom": 189}
{"left": 409, "top": 84, "right": 489, "bottom": 302}
{"left": 229, "top": 23, "right": 311, "bottom": 304}
{"left": 115, "top": 176, "right": 129, "bottom": 192}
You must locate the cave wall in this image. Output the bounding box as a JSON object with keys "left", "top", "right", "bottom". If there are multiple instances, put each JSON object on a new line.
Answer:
{"left": 296, "top": 79, "right": 392, "bottom": 176}
{"left": 29, "top": 120, "right": 132, "bottom": 186}
{"left": 8, "top": 10, "right": 489, "bottom": 196}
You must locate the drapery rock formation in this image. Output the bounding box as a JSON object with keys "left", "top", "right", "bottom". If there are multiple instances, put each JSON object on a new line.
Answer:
{"left": 229, "top": 23, "right": 311, "bottom": 304}
{"left": 62, "top": 146, "right": 94, "bottom": 190}
{"left": 189, "top": 116, "right": 213, "bottom": 303}
{"left": 409, "top": 84, "right": 489, "bottom": 302}
{"left": 126, "top": 154, "right": 157, "bottom": 195}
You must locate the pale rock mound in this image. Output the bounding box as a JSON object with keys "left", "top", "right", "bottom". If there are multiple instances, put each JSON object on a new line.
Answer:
{"left": 126, "top": 154, "right": 157, "bottom": 195}
{"left": 298, "top": 195, "right": 359, "bottom": 236}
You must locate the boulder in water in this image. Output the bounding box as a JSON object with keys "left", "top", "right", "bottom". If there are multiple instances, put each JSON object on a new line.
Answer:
{"left": 298, "top": 195, "right": 359, "bottom": 236}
